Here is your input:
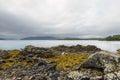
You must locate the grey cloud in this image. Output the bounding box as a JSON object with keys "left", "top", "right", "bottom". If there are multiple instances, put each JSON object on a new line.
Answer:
{"left": 0, "top": 0, "right": 120, "bottom": 39}
{"left": 0, "top": 10, "right": 54, "bottom": 37}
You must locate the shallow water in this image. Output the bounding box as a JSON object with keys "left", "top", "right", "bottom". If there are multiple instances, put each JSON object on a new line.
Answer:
{"left": 0, "top": 40, "right": 120, "bottom": 52}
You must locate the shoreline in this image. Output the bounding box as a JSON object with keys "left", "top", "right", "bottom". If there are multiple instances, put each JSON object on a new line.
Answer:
{"left": 0, "top": 45, "right": 120, "bottom": 80}
{"left": 0, "top": 40, "right": 120, "bottom": 52}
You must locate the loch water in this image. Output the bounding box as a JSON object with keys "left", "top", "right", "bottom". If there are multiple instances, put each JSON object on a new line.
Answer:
{"left": 0, "top": 40, "right": 120, "bottom": 52}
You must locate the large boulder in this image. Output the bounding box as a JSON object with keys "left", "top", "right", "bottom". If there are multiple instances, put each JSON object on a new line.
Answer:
{"left": 80, "top": 51, "right": 120, "bottom": 70}
{"left": 80, "top": 51, "right": 120, "bottom": 80}
{"left": 68, "top": 51, "right": 120, "bottom": 80}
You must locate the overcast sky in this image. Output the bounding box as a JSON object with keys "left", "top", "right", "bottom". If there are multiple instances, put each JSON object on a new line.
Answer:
{"left": 0, "top": 0, "right": 120, "bottom": 39}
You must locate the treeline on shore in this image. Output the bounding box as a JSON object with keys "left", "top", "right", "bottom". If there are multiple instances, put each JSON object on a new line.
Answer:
{"left": 60, "top": 34, "right": 120, "bottom": 41}
{"left": 59, "top": 38, "right": 104, "bottom": 40}
{"left": 0, "top": 34, "right": 120, "bottom": 40}
{"left": 105, "top": 34, "right": 120, "bottom": 41}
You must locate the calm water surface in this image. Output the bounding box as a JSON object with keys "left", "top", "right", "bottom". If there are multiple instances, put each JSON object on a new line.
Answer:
{"left": 0, "top": 40, "right": 120, "bottom": 52}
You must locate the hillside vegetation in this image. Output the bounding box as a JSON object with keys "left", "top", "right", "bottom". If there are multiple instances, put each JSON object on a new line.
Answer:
{"left": 106, "top": 34, "right": 120, "bottom": 41}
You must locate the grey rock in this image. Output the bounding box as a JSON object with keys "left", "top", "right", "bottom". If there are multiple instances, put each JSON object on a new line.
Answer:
{"left": 68, "top": 71, "right": 103, "bottom": 80}
{"left": 80, "top": 51, "right": 120, "bottom": 80}
{"left": 81, "top": 51, "right": 120, "bottom": 71}
{"left": 29, "top": 76, "right": 36, "bottom": 80}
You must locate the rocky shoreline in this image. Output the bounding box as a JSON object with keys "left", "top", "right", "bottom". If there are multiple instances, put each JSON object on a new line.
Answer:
{"left": 0, "top": 45, "right": 119, "bottom": 80}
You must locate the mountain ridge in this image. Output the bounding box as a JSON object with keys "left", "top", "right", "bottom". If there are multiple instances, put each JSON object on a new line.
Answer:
{"left": 21, "top": 36, "right": 57, "bottom": 40}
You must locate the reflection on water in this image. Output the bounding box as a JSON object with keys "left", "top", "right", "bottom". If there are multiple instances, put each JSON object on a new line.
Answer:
{"left": 0, "top": 40, "right": 120, "bottom": 52}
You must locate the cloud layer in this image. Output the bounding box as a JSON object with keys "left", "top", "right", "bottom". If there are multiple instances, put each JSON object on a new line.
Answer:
{"left": 0, "top": 0, "right": 120, "bottom": 39}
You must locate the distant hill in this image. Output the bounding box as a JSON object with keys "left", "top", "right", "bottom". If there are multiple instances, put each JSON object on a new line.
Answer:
{"left": 59, "top": 37, "right": 104, "bottom": 40}
{"left": 105, "top": 34, "right": 120, "bottom": 41}
{"left": 21, "top": 36, "right": 57, "bottom": 40}
{"left": 59, "top": 38, "right": 81, "bottom": 40}
{"left": 0, "top": 38, "right": 5, "bottom": 40}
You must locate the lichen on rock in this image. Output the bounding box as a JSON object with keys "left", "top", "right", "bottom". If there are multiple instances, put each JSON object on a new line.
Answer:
{"left": 0, "top": 45, "right": 119, "bottom": 80}
{"left": 68, "top": 51, "right": 120, "bottom": 80}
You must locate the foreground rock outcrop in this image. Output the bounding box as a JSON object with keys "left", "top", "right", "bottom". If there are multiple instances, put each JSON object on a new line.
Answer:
{"left": 68, "top": 51, "right": 120, "bottom": 80}
{"left": 21, "top": 45, "right": 101, "bottom": 55}
{"left": 0, "top": 58, "right": 60, "bottom": 80}
{"left": 0, "top": 45, "right": 119, "bottom": 80}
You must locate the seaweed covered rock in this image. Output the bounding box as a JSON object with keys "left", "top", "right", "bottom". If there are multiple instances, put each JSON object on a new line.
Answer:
{"left": 45, "top": 53, "right": 89, "bottom": 71}
{"left": 50, "top": 45, "right": 101, "bottom": 54}
{"left": 21, "top": 45, "right": 101, "bottom": 58}
{"left": 0, "top": 45, "right": 106, "bottom": 80}
{"left": 0, "top": 58, "right": 69, "bottom": 80}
